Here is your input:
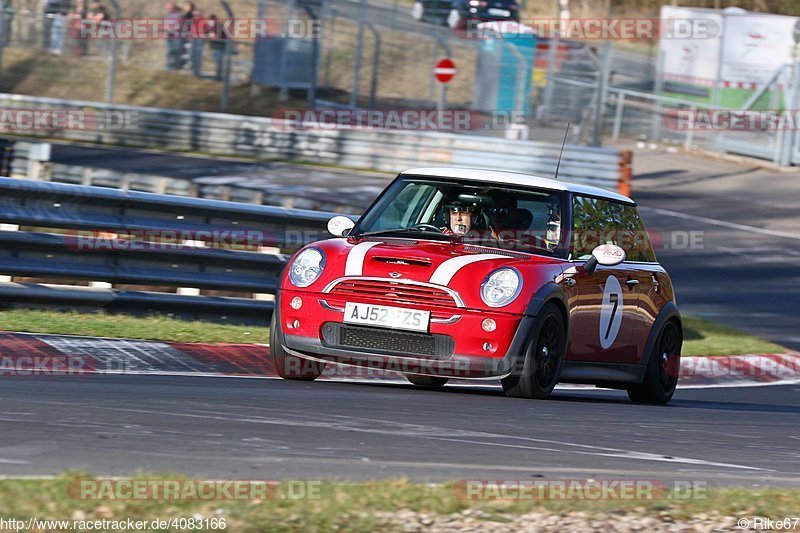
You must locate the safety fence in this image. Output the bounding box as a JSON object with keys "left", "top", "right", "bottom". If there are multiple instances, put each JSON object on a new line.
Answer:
{"left": 0, "top": 0, "right": 662, "bottom": 119}
{"left": 0, "top": 2, "right": 279, "bottom": 110}
{"left": 552, "top": 75, "right": 800, "bottom": 166}
{"left": 8, "top": 141, "right": 367, "bottom": 213}
{"left": 0, "top": 176, "right": 349, "bottom": 325}
{"left": 0, "top": 93, "right": 634, "bottom": 195}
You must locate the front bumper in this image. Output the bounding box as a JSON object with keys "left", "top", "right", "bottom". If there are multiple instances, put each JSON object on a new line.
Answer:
{"left": 282, "top": 331, "right": 529, "bottom": 378}
{"left": 278, "top": 288, "right": 535, "bottom": 378}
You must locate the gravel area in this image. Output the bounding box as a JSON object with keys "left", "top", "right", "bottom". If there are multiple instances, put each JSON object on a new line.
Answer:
{"left": 374, "top": 509, "right": 745, "bottom": 532}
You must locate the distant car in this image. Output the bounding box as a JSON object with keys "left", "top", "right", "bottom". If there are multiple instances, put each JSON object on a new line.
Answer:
{"left": 411, "top": 0, "right": 451, "bottom": 25}
{"left": 446, "top": 0, "right": 520, "bottom": 29}
{"left": 271, "top": 168, "right": 683, "bottom": 404}
{"left": 411, "top": 0, "right": 519, "bottom": 28}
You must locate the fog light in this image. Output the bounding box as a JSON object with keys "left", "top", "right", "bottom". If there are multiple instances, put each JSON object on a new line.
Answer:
{"left": 292, "top": 320, "right": 300, "bottom": 329}
{"left": 290, "top": 296, "right": 303, "bottom": 310}
{"left": 482, "top": 318, "right": 496, "bottom": 332}
{"left": 483, "top": 342, "right": 493, "bottom": 352}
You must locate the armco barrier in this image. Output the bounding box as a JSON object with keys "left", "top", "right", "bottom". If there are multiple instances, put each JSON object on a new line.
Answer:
{"left": 7, "top": 141, "right": 368, "bottom": 213}
{"left": 0, "top": 93, "right": 633, "bottom": 195}
{"left": 0, "top": 177, "right": 350, "bottom": 325}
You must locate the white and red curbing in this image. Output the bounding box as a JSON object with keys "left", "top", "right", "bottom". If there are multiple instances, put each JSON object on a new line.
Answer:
{"left": 0, "top": 331, "right": 798, "bottom": 388}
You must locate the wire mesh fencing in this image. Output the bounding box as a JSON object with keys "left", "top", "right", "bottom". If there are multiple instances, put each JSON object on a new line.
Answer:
{"left": 0, "top": 0, "right": 669, "bottom": 145}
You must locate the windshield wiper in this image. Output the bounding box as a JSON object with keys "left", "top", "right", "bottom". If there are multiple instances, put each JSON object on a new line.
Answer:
{"left": 351, "top": 227, "right": 445, "bottom": 240}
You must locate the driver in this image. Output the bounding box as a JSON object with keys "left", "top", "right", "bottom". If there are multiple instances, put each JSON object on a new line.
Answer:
{"left": 442, "top": 199, "right": 475, "bottom": 236}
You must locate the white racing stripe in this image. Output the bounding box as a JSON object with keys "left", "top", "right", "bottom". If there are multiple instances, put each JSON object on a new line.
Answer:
{"left": 429, "top": 254, "right": 506, "bottom": 286}
{"left": 345, "top": 241, "right": 382, "bottom": 276}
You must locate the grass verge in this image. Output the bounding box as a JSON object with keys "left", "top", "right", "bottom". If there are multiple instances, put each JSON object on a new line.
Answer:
{"left": 0, "top": 475, "right": 798, "bottom": 532}
{"left": 681, "top": 315, "right": 786, "bottom": 357}
{"left": 0, "top": 309, "right": 267, "bottom": 344}
{"left": 0, "top": 309, "right": 787, "bottom": 356}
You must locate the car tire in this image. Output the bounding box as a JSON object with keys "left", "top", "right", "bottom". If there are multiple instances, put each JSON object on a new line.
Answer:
{"left": 406, "top": 375, "right": 449, "bottom": 388}
{"left": 501, "top": 302, "right": 565, "bottom": 399}
{"left": 627, "top": 321, "right": 681, "bottom": 404}
{"left": 269, "top": 310, "right": 326, "bottom": 381}
{"left": 411, "top": 1, "right": 424, "bottom": 21}
{"left": 447, "top": 9, "right": 461, "bottom": 29}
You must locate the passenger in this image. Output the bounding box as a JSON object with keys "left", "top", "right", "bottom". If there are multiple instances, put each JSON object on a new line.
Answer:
{"left": 164, "top": 1, "right": 183, "bottom": 70}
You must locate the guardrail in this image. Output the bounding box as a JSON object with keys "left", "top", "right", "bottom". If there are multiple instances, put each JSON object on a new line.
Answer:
{"left": 0, "top": 177, "right": 347, "bottom": 325}
{"left": 0, "top": 93, "right": 633, "bottom": 196}
{"left": 7, "top": 141, "right": 368, "bottom": 213}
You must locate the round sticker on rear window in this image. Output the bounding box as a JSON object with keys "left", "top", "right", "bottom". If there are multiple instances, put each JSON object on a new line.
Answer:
{"left": 599, "top": 275, "right": 623, "bottom": 349}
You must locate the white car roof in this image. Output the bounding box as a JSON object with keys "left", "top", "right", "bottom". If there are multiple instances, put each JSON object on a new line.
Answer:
{"left": 400, "top": 167, "right": 635, "bottom": 205}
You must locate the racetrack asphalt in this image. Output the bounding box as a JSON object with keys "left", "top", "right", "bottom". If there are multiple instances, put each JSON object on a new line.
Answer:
{"left": 5, "top": 142, "right": 796, "bottom": 485}
{"left": 0, "top": 374, "right": 798, "bottom": 486}
{"left": 631, "top": 148, "right": 800, "bottom": 351}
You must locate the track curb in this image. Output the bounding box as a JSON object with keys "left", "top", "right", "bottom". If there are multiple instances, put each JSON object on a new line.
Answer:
{"left": 1, "top": 331, "right": 798, "bottom": 388}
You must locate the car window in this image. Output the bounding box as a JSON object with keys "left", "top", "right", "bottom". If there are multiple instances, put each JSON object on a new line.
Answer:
{"left": 572, "top": 195, "right": 656, "bottom": 262}
{"left": 368, "top": 182, "right": 439, "bottom": 231}
{"left": 612, "top": 203, "right": 657, "bottom": 262}
{"left": 354, "top": 177, "right": 566, "bottom": 255}
{"left": 571, "top": 195, "right": 619, "bottom": 259}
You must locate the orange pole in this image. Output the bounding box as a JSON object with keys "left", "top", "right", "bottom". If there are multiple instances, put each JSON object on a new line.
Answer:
{"left": 618, "top": 149, "right": 633, "bottom": 197}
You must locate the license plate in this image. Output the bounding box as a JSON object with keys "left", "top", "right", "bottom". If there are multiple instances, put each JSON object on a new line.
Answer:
{"left": 488, "top": 8, "right": 511, "bottom": 16}
{"left": 344, "top": 302, "right": 430, "bottom": 333}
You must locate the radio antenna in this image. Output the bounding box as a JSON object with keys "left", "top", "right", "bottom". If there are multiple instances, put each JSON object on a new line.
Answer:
{"left": 554, "top": 122, "right": 570, "bottom": 180}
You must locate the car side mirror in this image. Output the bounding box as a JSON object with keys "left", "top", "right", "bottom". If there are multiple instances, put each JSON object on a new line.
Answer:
{"left": 583, "top": 244, "right": 626, "bottom": 275}
{"left": 327, "top": 216, "right": 355, "bottom": 237}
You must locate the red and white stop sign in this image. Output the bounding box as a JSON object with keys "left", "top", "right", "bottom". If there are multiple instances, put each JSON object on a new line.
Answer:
{"left": 434, "top": 58, "right": 456, "bottom": 83}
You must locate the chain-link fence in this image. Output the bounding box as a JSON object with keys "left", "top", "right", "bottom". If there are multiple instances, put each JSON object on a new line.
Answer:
{"left": 0, "top": 0, "right": 681, "bottom": 146}
{"left": 0, "top": 9, "right": 112, "bottom": 96}
{"left": 316, "top": 12, "right": 480, "bottom": 110}
{"left": 0, "top": 0, "right": 545, "bottom": 122}
{"left": 0, "top": 0, "right": 290, "bottom": 112}
{"left": 543, "top": 56, "right": 800, "bottom": 166}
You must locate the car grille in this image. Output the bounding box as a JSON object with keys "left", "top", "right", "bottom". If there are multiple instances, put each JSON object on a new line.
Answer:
{"left": 327, "top": 279, "right": 459, "bottom": 308}
{"left": 321, "top": 323, "right": 455, "bottom": 359}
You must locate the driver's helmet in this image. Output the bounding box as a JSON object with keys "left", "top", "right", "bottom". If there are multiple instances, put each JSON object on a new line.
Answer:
{"left": 443, "top": 197, "right": 477, "bottom": 213}
{"left": 442, "top": 195, "right": 482, "bottom": 232}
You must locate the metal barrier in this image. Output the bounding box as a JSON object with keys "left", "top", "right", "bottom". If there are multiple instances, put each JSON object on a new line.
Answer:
{"left": 0, "top": 176, "right": 347, "bottom": 325}
{"left": 550, "top": 76, "right": 722, "bottom": 151}
{"left": 0, "top": 93, "right": 633, "bottom": 195}
{"left": 7, "top": 141, "right": 377, "bottom": 213}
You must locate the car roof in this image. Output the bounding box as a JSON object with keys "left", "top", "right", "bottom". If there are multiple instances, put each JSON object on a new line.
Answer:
{"left": 400, "top": 167, "right": 635, "bottom": 205}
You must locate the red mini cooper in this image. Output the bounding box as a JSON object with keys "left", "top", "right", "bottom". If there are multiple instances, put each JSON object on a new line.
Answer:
{"left": 271, "top": 168, "right": 682, "bottom": 404}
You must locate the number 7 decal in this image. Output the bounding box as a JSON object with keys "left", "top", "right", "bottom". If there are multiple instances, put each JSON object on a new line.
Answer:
{"left": 604, "top": 294, "right": 619, "bottom": 340}
{"left": 599, "top": 275, "right": 624, "bottom": 349}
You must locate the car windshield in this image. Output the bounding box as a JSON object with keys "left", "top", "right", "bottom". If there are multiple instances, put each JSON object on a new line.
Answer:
{"left": 353, "top": 176, "right": 565, "bottom": 255}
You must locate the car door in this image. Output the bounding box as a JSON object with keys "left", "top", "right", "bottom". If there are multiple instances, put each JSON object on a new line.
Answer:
{"left": 613, "top": 202, "right": 662, "bottom": 365}
{"left": 564, "top": 195, "right": 640, "bottom": 363}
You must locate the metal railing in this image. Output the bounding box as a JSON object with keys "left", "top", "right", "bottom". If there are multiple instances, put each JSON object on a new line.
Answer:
{"left": 547, "top": 76, "right": 725, "bottom": 151}
{"left": 0, "top": 176, "right": 350, "bottom": 325}
{"left": 7, "top": 141, "right": 379, "bottom": 213}
{"left": 0, "top": 94, "right": 633, "bottom": 195}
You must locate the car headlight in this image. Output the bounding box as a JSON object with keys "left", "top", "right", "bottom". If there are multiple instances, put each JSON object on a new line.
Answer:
{"left": 289, "top": 247, "right": 326, "bottom": 288}
{"left": 481, "top": 268, "right": 522, "bottom": 307}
